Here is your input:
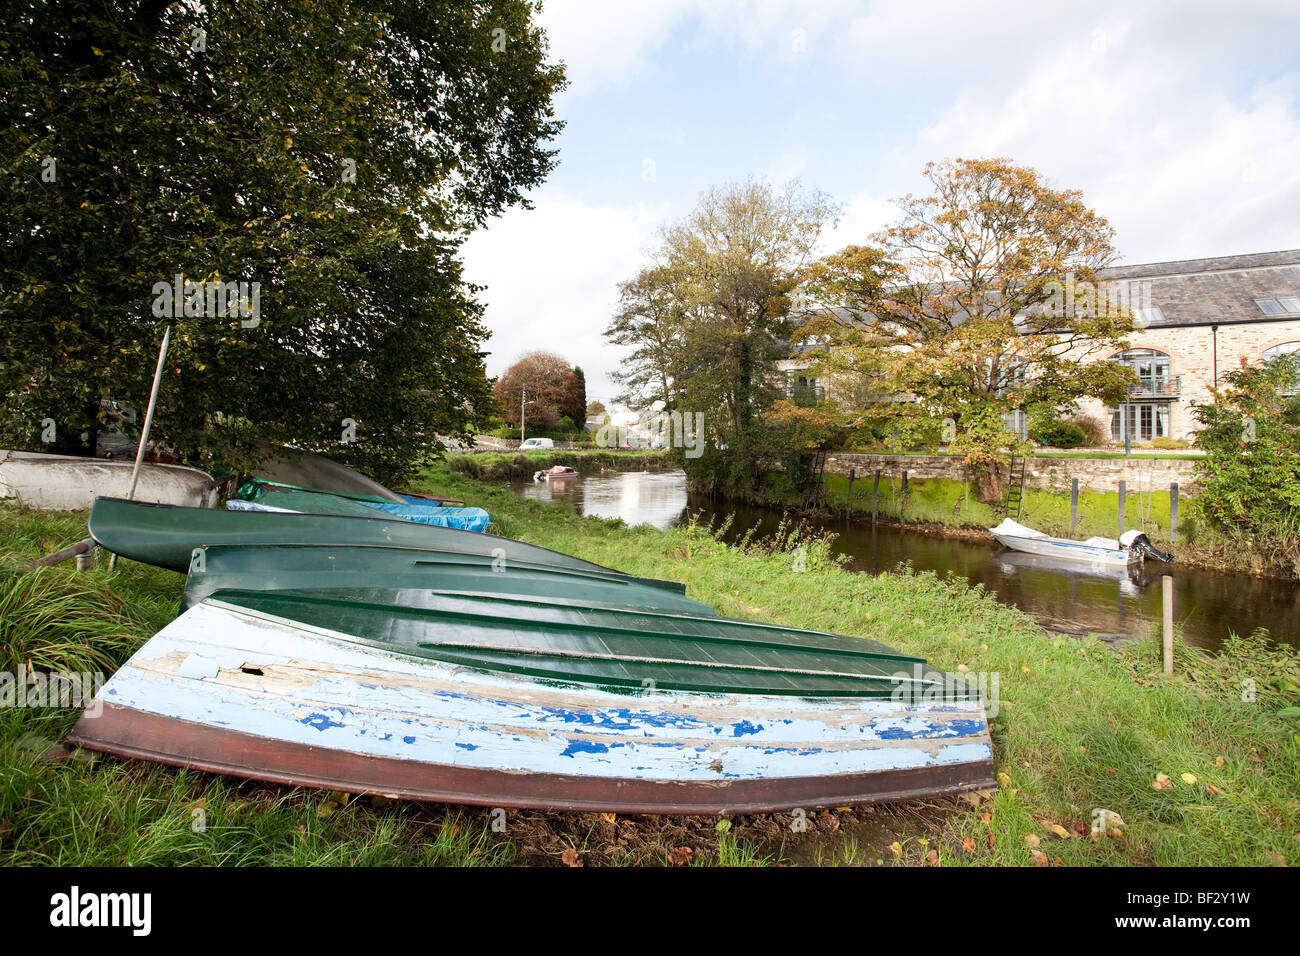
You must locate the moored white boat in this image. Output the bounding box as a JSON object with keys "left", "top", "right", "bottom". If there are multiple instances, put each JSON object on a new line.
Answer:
{"left": 989, "top": 517, "right": 1173, "bottom": 569}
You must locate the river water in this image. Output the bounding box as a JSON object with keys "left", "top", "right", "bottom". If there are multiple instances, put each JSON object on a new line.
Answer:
{"left": 511, "top": 469, "right": 1300, "bottom": 651}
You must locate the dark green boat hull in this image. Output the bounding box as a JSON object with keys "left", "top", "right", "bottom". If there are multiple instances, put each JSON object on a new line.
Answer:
{"left": 214, "top": 585, "right": 941, "bottom": 698}
{"left": 183, "top": 544, "right": 716, "bottom": 616}
{"left": 88, "top": 497, "right": 678, "bottom": 590}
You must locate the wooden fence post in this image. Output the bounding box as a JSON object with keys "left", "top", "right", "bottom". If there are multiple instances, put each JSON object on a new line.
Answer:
{"left": 1118, "top": 480, "right": 1126, "bottom": 537}
{"left": 871, "top": 469, "right": 881, "bottom": 527}
{"left": 1070, "top": 478, "right": 1079, "bottom": 538}
{"left": 846, "top": 468, "right": 856, "bottom": 519}
{"left": 1169, "top": 482, "right": 1179, "bottom": 543}
{"left": 1162, "top": 575, "right": 1174, "bottom": 676}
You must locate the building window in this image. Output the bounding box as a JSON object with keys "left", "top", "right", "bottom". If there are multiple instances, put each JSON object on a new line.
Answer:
{"left": 1110, "top": 404, "right": 1171, "bottom": 442}
{"left": 1254, "top": 297, "right": 1300, "bottom": 315}
{"left": 1263, "top": 341, "right": 1300, "bottom": 361}
{"left": 1112, "top": 348, "right": 1171, "bottom": 390}
{"left": 1133, "top": 306, "right": 1165, "bottom": 325}
{"left": 1264, "top": 341, "right": 1300, "bottom": 395}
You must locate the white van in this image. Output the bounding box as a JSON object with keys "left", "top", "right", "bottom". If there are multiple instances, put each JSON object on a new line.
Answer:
{"left": 519, "top": 437, "right": 554, "bottom": 450}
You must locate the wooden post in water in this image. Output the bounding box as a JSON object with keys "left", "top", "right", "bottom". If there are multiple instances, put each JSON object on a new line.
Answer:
{"left": 1118, "top": 480, "right": 1126, "bottom": 538}
{"left": 846, "top": 468, "right": 855, "bottom": 520}
{"left": 1162, "top": 575, "right": 1174, "bottom": 676}
{"left": 900, "top": 470, "right": 908, "bottom": 520}
{"left": 1169, "top": 482, "right": 1179, "bottom": 543}
{"left": 1070, "top": 479, "right": 1079, "bottom": 538}
{"left": 871, "top": 469, "right": 881, "bottom": 527}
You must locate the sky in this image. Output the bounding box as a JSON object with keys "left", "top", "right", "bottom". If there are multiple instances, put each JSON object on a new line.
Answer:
{"left": 460, "top": 0, "right": 1300, "bottom": 404}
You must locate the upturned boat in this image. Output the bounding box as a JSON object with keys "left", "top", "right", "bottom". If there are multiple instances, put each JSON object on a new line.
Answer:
{"left": 0, "top": 450, "right": 216, "bottom": 510}
{"left": 229, "top": 480, "right": 490, "bottom": 532}
{"left": 68, "top": 498, "right": 996, "bottom": 813}
{"left": 989, "top": 517, "right": 1174, "bottom": 569}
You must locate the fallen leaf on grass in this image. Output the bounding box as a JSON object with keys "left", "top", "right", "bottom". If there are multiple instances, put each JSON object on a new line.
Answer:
{"left": 1181, "top": 773, "right": 1198, "bottom": 786}
{"left": 962, "top": 837, "right": 976, "bottom": 853}
{"left": 1047, "top": 823, "right": 1071, "bottom": 840}
{"left": 1152, "top": 773, "right": 1173, "bottom": 790}
{"left": 1030, "top": 849, "right": 1049, "bottom": 866}
{"left": 1207, "top": 784, "right": 1225, "bottom": 797}
{"left": 888, "top": 842, "right": 903, "bottom": 858}
{"left": 666, "top": 846, "right": 693, "bottom": 866}
{"left": 1215, "top": 756, "right": 1225, "bottom": 767}
{"left": 924, "top": 849, "right": 938, "bottom": 866}
{"left": 561, "top": 848, "right": 583, "bottom": 868}
{"left": 997, "top": 772, "right": 1013, "bottom": 788}
{"left": 600, "top": 812, "right": 616, "bottom": 824}
{"left": 1024, "top": 833, "right": 1041, "bottom": 848}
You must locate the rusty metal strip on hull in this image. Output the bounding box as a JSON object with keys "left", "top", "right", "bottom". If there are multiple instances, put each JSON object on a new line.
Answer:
{"left": 69, "top": 703, "right": 995, "bottom": 814}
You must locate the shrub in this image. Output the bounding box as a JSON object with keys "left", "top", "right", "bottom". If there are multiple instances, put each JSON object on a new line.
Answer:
{"left": 1069, "top": 415, "right": 1108, "bottom": 447}
{"left": 1150, "top": 436, "right": 1191, "bottom": 450}
{"left": 1029, "top": 419, "right": 1086, "bottom": 449}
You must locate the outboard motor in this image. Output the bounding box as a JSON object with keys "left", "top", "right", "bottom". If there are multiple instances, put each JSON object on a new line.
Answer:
{"left": 1119, "top": 529, "right": 1174, "bottom": 563}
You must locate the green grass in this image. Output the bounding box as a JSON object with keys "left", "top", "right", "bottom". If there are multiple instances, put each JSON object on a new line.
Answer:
{"left": 823, "top": 472, "right": 1180, "bottom": 543}
{"left": 0, "top": 466, "right": 1296, "bottom": 867}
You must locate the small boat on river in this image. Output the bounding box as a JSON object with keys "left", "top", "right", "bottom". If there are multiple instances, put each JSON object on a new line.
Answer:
{"left": 990, "top": 517, "right": 1173, "bottom": 569}
{"left": 533, "top": 465, "right": 578, "bottom": 481}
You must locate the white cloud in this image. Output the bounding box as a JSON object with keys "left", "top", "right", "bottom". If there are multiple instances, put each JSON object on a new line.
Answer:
{"left": 460, "top": 195, "right": 674, "bottom": 403}
{"left": 879, "top": 4, "right": 1300, "bottom": 263}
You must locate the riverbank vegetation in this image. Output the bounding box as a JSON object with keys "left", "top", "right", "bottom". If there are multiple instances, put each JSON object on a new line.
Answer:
{"left": 2, "top": 462, "right": 1296, "bottom": 866}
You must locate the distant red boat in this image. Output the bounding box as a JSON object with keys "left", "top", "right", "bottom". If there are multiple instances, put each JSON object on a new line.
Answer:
{"left": 533, "top": 465, "right": 578, "bottom": 481}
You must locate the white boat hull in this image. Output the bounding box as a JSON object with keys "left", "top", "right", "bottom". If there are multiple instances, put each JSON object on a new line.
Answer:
{"left": 0, "top": 450, "right": 216, "bottom": 510}
{"left": 69, "top": 600, "right": 995, "bottom": 813}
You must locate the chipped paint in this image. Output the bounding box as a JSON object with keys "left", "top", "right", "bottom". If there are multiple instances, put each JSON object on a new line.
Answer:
{"left": 75, "top": 601, "right": 994, "bottom": 790}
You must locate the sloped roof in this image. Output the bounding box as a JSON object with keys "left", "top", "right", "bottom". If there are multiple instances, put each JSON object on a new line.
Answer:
{"left": 1098, "top": 249, "right": 1300, "bottom": 327}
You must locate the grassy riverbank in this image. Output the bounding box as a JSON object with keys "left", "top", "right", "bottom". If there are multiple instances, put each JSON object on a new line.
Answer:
{"left": 754, "top": 470, "right": 1295, "bottom": 578}
{"left": 1, "top": 464, "right": 1297, "bottom": 866}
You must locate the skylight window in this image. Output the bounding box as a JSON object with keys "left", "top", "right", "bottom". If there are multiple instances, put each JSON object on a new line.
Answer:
{"left": 1134, "top": 306, "right": 1165, "bottom": 325}
{"left": 1278, "top": 297, "right": 1300, "bottom": 313}
{"left": 1255, "top": 298, "right": 1287, "bottom": 314}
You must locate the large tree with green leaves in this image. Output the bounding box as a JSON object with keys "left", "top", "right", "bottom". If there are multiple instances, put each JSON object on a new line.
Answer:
{"left": 0, "top": 0, "right": 564, "bottom": 482}
{"left": 607, "top": 179, "right": 838, "bottom": 488}
{"left": 803, "top": 158, "right": 1135, "bottom": 499}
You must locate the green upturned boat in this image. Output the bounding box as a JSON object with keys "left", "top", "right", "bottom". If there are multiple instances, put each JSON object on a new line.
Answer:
{"left": 88, "top": 497, "right": 669, "bottom": 585}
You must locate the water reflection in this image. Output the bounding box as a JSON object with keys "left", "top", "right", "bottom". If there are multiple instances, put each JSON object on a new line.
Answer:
{"left": 513, "top": 468, "right": 688, "bottom": 530}
{"left": 507, "top": 469, "right": 1299, "bottom": 651}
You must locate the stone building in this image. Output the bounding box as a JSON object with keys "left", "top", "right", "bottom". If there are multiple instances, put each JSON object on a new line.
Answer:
{"left": 1077, "top": 249, "right": 1300, "bottom": 442}
{"left": 779, "top": 248, "right": 1300, "bottom": 444}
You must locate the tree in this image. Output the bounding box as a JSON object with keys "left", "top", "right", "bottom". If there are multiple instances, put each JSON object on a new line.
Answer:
{"left": 493, "top": 351, "right": 574, "bottom": 430}
{"left": 606, "top": 179, "right": 838, "bottom": 488}
{"left": 586, "top": 400, "right": 607, "bottom": 418}
{"left": 556, "top": 366, "right": 587, "bottom": 424}
{"left": 803, "top": 158, "right": 1135, "bottom": 499}
{"left": 0, "top": 0, "right": 565, "bottom": 483}
{"left": 605, "top": 264, "right": 691, "bottom": 411}
{"left": 1191, "top": 354, "right": 1300, "bottom": 572}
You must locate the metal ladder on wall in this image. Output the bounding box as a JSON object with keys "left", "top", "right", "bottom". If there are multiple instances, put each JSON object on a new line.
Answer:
{"left": 1003, "top": 453, "right": 1026, "bottom": 519}
{"left": 802, "top": 447, "right": 829, "bottom": 510}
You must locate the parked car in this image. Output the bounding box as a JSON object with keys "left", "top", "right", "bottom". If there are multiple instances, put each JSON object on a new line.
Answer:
{"left": 519, "top": 437, "right": 554, "bottom": 450}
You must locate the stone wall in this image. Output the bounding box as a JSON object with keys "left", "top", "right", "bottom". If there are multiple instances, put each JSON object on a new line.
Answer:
{"left": 822, "top": 452, "right": 1199, "bottom": 494}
